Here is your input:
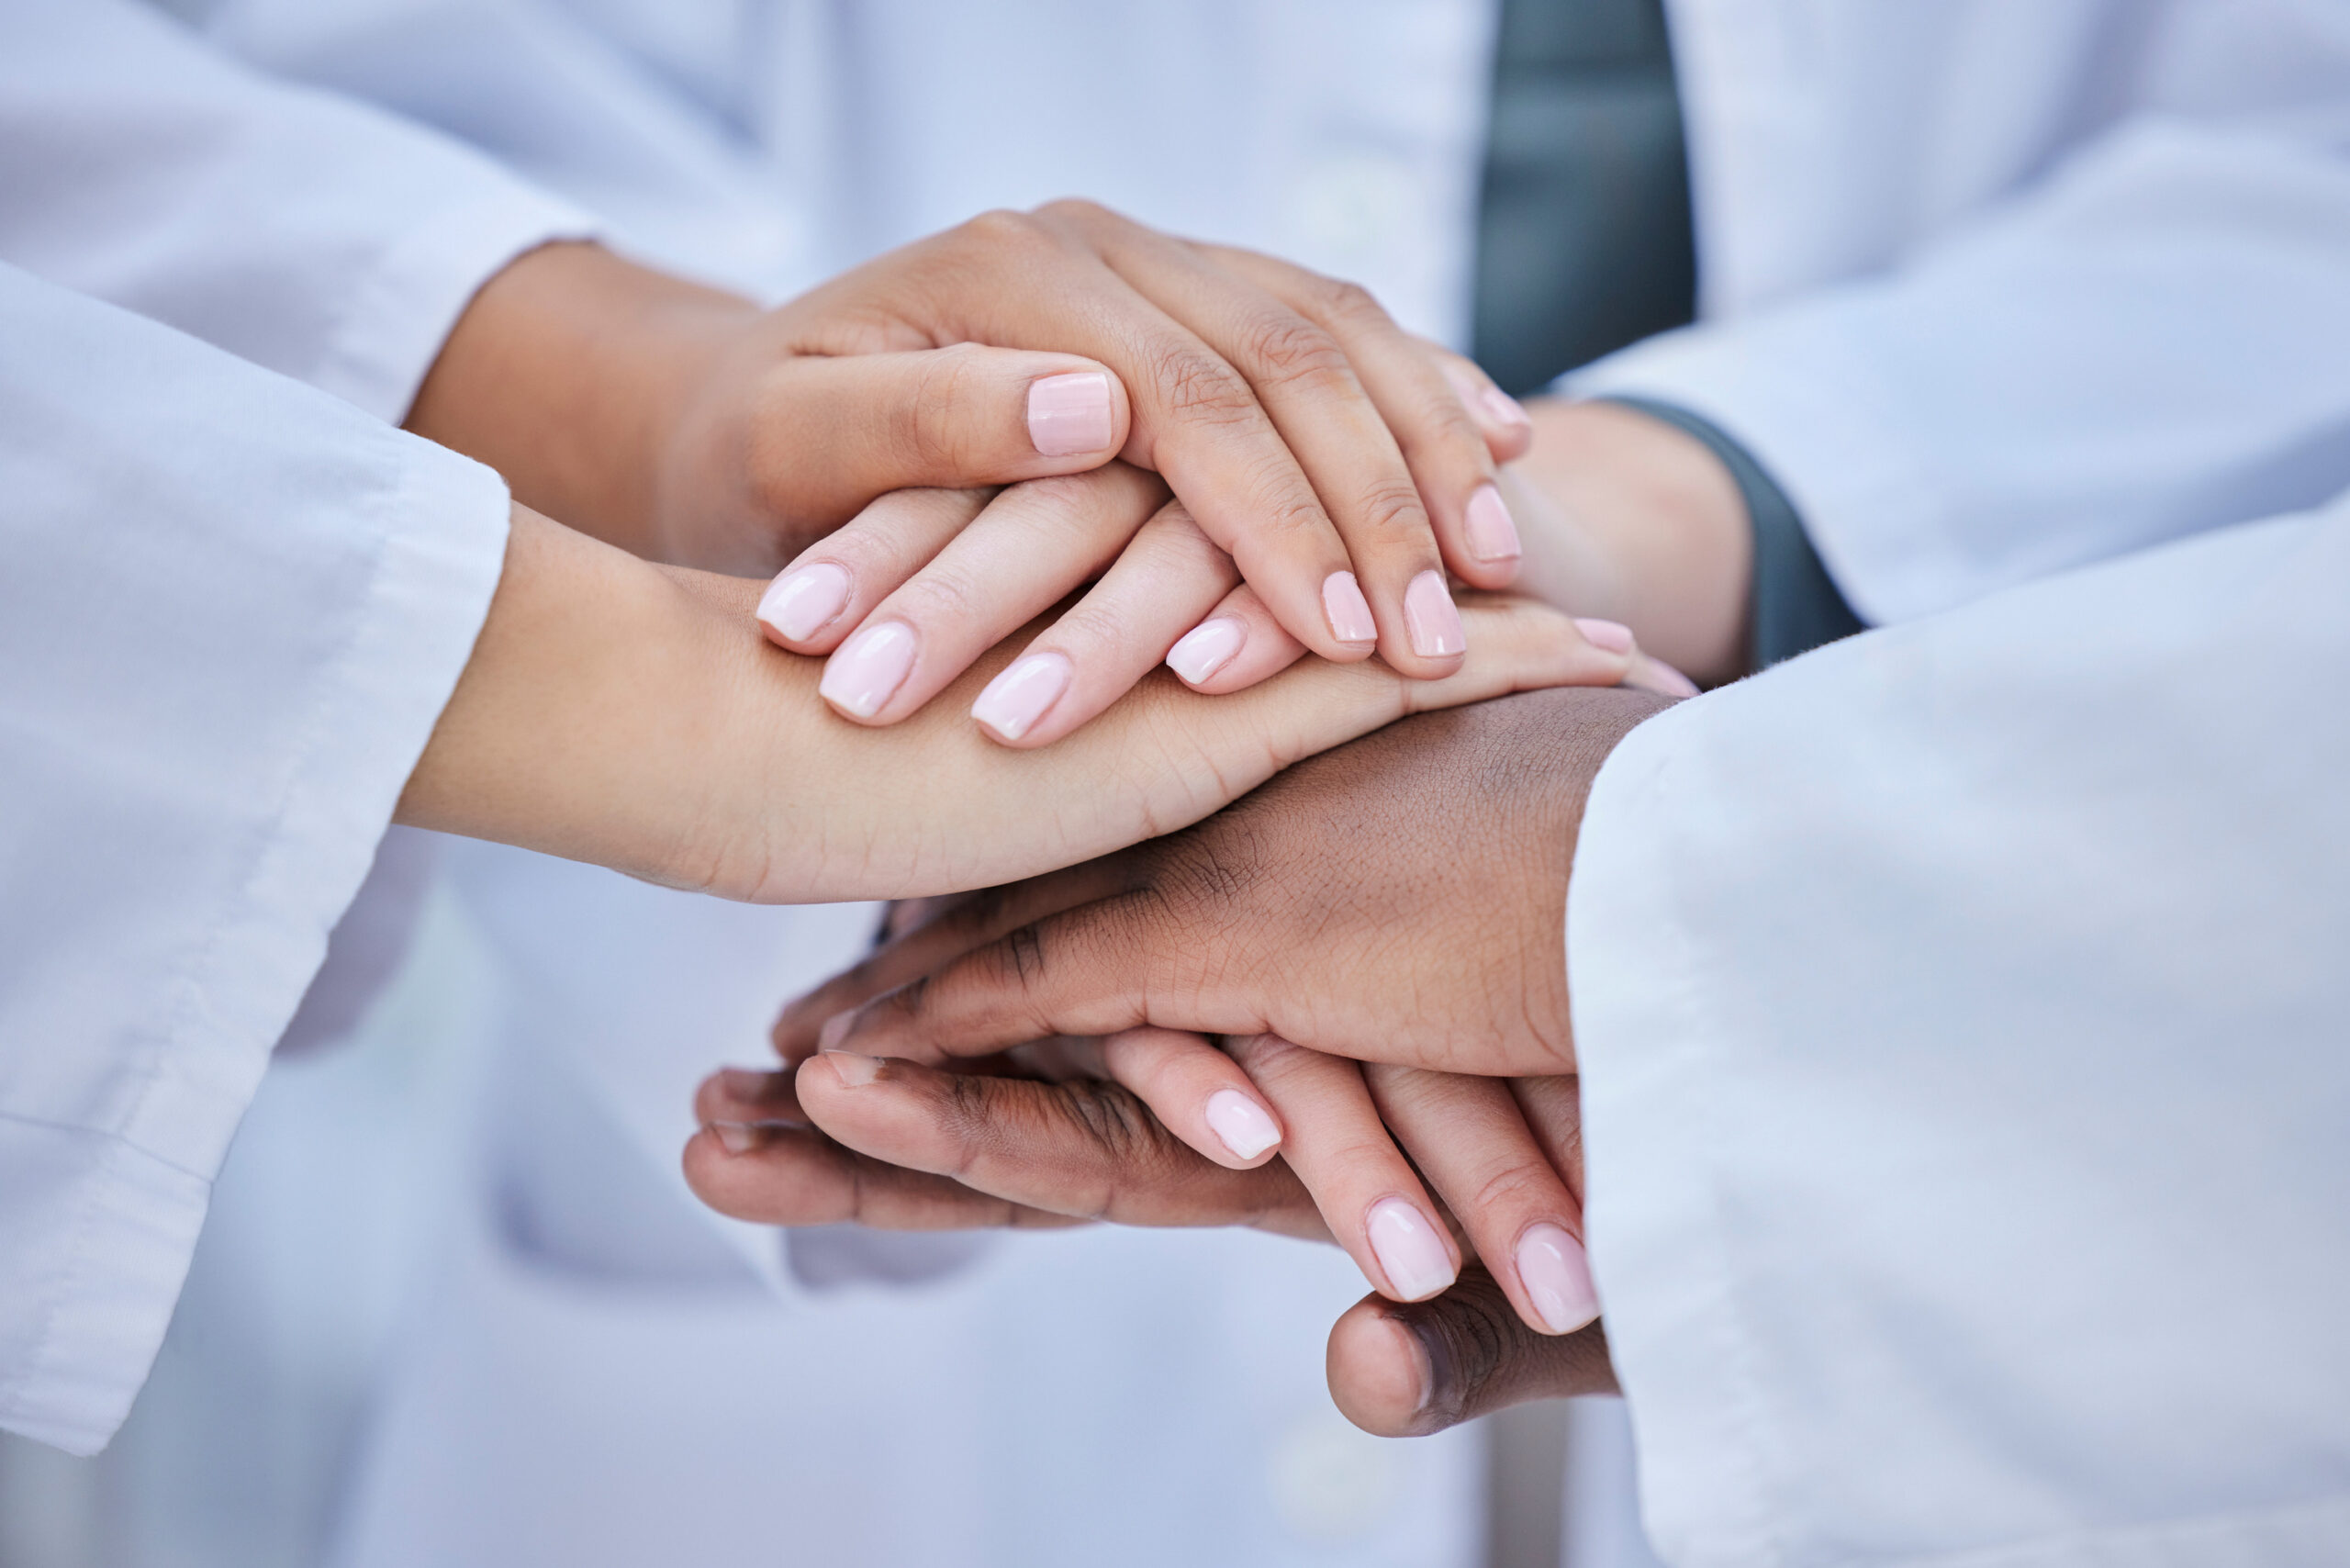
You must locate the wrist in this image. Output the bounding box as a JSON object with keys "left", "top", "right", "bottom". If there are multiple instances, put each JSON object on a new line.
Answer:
{"left": 405, "top": 242, "right": 760, "bottom": 562}
{"left": 1505, "top": 399, "right": 1753, "bottom": 686}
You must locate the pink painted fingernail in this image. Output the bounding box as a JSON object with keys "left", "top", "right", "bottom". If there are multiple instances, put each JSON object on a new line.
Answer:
{"left": 1404, "top": 570, "right": 1465, "bottom": 658}
{"left": 711, "top": 1122, "right": 774, "bottom": 1155}
{"left": 1481, "top": 386, "right": 1532, "bottom": 431}
{"left": 1573, "top": 617, "right": 1636, "bottom": 655}
{"left": 1463, "top": 483, "right": 1522, "bottom": 566}
{"left": 1367, "top": 1196, "right": 1457, "bottom": 1300}
{"left": 971, "top": 651, "right": 1072, "bottom": 741}
{"left": 822, "top": 1049, "right": 885, "bottom": 1087}
{"left": 1166, "top": 617, "right": 1247, "bottom": 685}
{"left": 820, "top": 620, "right": 918, "bottom": 717}
{"left": 1322, "top": 571, "right": 1377, "bottom": 646}
{"left": 1028, "top": 372, "right": 1114, "bottom": 456}
{"left": 1516, "top": 1223, "right": 1599, "bottom": 1333}
{"left": 1203, "top": 1089, "right": 1281, "bottom": 1160}
{"left": 1640, "top": 657, "right": 1701, "bottom": 699}
{"left": 757, "top": 562, "right": 852, "bottom": 643}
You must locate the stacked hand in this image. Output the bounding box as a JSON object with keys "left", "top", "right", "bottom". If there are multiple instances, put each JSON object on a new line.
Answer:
{"left": 683, "top": 688, "right": 1676, "bottom": 1431}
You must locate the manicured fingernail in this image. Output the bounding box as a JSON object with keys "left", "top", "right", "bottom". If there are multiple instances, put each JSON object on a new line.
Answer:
{"left": 819, "top": 620, "right": 918, "bottom": 718}
{"left": 822, "top": 1049, "right": 885, "bottom": 1087}
{"left": 1028, "top": 371, "right": 1114, "bottom": 456}
{"left": 1404, "top": 570, "right": 1464, "bottom": 658}
{"left": 756, "top": 562, "right": 852, "bottom": 643}
{"left": 1203, "top": 1089, "right": 1281, "bottom": 1160}
{"left": 971, "top": 651, "right": 1072, "bottom": 741}
{"left": 817, "top": 1012, "right": 856, "bottom": 1052}
{"left": 1463, "top": 484, "right": 1522, "bottom": 566}
{"left": 1367, "top": 1196, "right": 1456, "bottom": 1300}
{"left": 1322, "top": 571, "right": 1377, "bottom": 646}
{"left": 1516, "top": 1223, "right": 1599, "bottom": 1333}
{"left": 711, "top": 1121, "right": 775, "bottom": 1155}
{"left": 1573, "top": 617, "right": 1635, "bottom": 655}
{"left": 1480, "top": 386, "right": 1532, "bottom": 431}
{"left": 1165, "top": 617, "right": 1247, "bottom": 685}
{"left": 1642, "top": 657, "right": 1701, "bottom": 699}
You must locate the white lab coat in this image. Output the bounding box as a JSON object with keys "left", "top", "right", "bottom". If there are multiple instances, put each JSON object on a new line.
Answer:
{"left": 1572, "top": 490, "right": 2350, "bottom": 1565}
{"left": 0, "top": 263, "right": 511, "bottom": 1457}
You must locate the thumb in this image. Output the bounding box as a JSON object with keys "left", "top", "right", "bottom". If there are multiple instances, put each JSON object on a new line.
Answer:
{"left": 748, "top": 343, "right": 1133, "bottom": 522}
{"left": 1326, "top": 1265, "right": 1618, "bottom": 1437}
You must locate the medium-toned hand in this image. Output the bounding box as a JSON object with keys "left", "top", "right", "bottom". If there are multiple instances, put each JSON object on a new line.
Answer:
{"left": 777, "top": 685, "right": 1674, "bottom": 1074}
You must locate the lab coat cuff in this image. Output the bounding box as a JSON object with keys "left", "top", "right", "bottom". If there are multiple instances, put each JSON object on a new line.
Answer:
{"left": 315, "top": 189, "right": 599, "bottom": 426}
{"left": 1566, "top": 702, "right": 1779, "bottom": 1567}
{"left": 0, "top": 1120, "right": 210, "bottom": 1456}
{"left": 117, "top": 437, "right": 512, "bottom": 1180}
{"left": 1563, "top": 319, "right": 1942, "bottom": 627}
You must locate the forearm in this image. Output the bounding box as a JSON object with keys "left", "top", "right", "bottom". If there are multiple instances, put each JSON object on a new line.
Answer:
{"left": 404, "top": 243, "right": 760, "bottom": 560}
{"left": 396, "top": 504, "right": 766, "bottom": 887}
{"left": 1503, "top": 398, "right": 1752, "bottom": 687}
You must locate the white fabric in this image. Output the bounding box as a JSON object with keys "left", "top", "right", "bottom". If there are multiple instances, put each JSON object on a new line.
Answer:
{"left": 1572, "top": 490, "right": 2350, "bottom": 1566}
{"left": 0, "top": 265, "right": 511, "bottom": 1455}
{"left": 0, "top": 0, "right": 595, "bottom": 423}
{"left": 1573, "top": 0, "right": 2350, "bottom": 625}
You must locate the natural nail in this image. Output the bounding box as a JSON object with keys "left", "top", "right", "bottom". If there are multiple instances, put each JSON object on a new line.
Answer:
{"left": 756, "top": 562, "right": 852, "bottom": 643}
{"left": 1516, "top": 1223, "right": 1600, "bottom": 1334}
{"left": 970, "top": 651, "right": 1072, "bottom": 741}
{"left": 1203, "top": 1089, "right": 1281, "bottom": 1160}
{"left": 1367, "top": 1196, "right": 1457, "bottom": 1301}
{"left": 1404, "top": 570, "right": 1465, "bottom": 658}
{"left": 1165, "top": 617, "right": 1247, "bottom": 686}
{"left": 1463, "top": 484, "right": 1522, "bottom": 566}
{"left": 1572, "top": 617, "right": 1636, "bottom": 655}
{"left": 822, "top": 1049, "right": 885, "bottom": 1088}
{"left": 1480, "top": 386, "right": 1532, "bottom": 431}
{"left": 711, "top": 1121, "right": 775, "bottom": 1156}
{"left": 1027, "top": 371, "right": 1114, "bottom": 457}
{"left": 819, "top": 620, "right": 918, "bottom": 718}
{"left": 1322, "top": 571, "right": 1378, "bottom": 646}
{"left": 816, "top": 1012, "right": 856, "bottom": 1053}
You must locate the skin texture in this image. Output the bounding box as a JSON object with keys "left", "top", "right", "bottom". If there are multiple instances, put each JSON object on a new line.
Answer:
{"left": 779, "top": 686, "right": 1673, "bottom": 1070}
{"left": 393, "top": 509, "right": 1642, "bottom": 904}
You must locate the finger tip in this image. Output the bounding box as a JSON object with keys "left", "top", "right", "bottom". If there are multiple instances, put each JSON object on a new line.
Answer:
{"left": 1326, "top": 1301, "right": 1434, "bottom": 1438}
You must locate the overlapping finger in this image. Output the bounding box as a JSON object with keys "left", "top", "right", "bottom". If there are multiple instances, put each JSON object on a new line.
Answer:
{"left": 968, "top": 500, "right": 1240, "bottom": 745}
{"left": 791, "top": 1048, "right": 1326, "bottom": 1237}
{"left": 1365, "top": 1065, "right": 1596, "bottom": 1335}
{"left": 1225, "top": 1034, "right": 1460, "bottom": 1302}
{"left": 1325, "top": 1266, "right": 1618, "bottom": 1438}
{"left": 1163, "top": 583, "right": 1308, "bottom": 694}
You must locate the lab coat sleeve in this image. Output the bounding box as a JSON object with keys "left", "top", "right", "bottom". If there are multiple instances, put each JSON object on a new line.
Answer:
{"left": 0, "top": 265, "right": 512, "bottom": 1456}
{"left": 1567, "top": 490, "right": 2350, "bottom": 1566}
{"left": 1570, "top": 109, "right": 2350, "bottom": 626}
{"left": 0, "top": 0, "right": 596, "bottom": 424}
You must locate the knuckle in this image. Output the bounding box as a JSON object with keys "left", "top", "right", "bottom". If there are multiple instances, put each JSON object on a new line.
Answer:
{"left": 1235, "top": 309, "right": 1353, "bottom": 394}
{"left": 1032, "top": 196, "right": 1112, "bottom": 228}
{"left": 1307, "top": 276, "right": 1391, "bottom": 329}
{"left": 1147, "top": 343, "right": 1261, "bottom": 431}
{"left": 956, "top": 207, "right": 1045, "bottom": 252}
{"left": 1348, "top": 476, "right": 1433, "bottom": 540}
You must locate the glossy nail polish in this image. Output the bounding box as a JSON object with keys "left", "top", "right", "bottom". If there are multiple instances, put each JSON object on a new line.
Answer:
{"left": 1480, "top": 386, "right": 1532, "bottom": 431}
{"left": 1640, "top": 657, "right": 1702, "bottom": 699}
{"left": 1203, "top": 1089, "right": 1281, "bottom": 1160}
{"left": 757, "top": 562, "right": 852, "bottom": 643}
{"left": 1572, "top": 617, "right": 1636, "bottom": 655}
{"left": 1028, "top": 372, "right": 1114, "bottom": 456}
{"left": 1322, "top": 571, "right": 1378, "bottom": 646}
{"left": 1367, "top": 1196, "right": 1457, "bottom": 1300}
{"left": 970, "top": 651, "right": 1072, "bottom": 741}
{"left": 1404, "top": 570, "right": 1464, "bottom": 658}
{"left": 1516, "top": 1223, "right": 1599, "bottom": 1333}
{"left": 1462, "top": 484, "right": 1522, "bottom": 566}
{"left": 822, "top": 1049, "right": 885, "bottom": 1087}
{"left": 1165, "top": 617, "right": 1247, "bottom": 685}
{"left": 819, "top": 621, "right": 918, "bottom": 718}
